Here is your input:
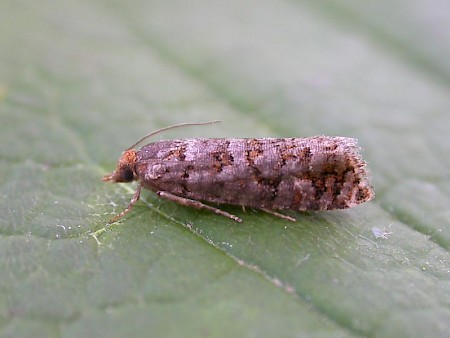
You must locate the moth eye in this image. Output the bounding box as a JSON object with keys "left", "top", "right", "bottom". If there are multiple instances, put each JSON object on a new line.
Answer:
{"left": 121, "top": 167, "right": 134, "bottom": 182}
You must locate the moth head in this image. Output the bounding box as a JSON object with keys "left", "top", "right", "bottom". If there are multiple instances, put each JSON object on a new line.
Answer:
{"left": 102, "top": 149, "right": 137, "bottom": 183}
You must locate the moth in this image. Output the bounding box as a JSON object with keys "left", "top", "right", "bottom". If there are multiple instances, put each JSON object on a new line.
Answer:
{"left": 103, "top": 121, "right": 374, "bottom": 223}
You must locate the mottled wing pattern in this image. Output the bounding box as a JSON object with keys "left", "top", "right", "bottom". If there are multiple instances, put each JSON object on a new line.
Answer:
{"left": 135, "top": 138, "right": 374, "bottom": 211}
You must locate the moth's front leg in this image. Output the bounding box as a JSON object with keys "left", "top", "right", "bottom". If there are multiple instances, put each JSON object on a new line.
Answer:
{"left": 109, "top": 183, "right": 143, "bottom": 224}
{"left": 157, "top": 191, "right": 242, "bottom": 223}
{"left": 260, "top": 208, "right": 296, "bottom": 222}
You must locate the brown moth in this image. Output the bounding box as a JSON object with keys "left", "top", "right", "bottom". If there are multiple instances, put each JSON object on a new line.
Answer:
{"left": 103, "top": 121, "right": 374, "bottom": 223}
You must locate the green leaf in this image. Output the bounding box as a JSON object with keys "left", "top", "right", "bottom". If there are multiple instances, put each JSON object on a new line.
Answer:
{"left": 1, "top": 0, "right": 449, "bottom": 337}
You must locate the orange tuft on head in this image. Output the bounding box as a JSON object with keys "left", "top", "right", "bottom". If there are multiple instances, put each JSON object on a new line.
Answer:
{"left": 102, "top": 149, "right": 138, "bottom": 183}
{"left": 119, "top": 149, "right": 137, "bottom": 167}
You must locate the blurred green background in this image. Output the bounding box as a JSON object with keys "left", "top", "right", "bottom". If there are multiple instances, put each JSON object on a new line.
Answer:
{"left": 0, "top": 0, "right": 449, "bottom": 337}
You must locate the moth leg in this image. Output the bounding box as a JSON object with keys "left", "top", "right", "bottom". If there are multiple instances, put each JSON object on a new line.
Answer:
{"left": 109, "top": 184, "right": 142, "bottom": 224}
{"left": 260, "top": 208, "right": 296, "bottom": 222}
{"left": 157, "top": 191, "right": 242, "bottom": 223}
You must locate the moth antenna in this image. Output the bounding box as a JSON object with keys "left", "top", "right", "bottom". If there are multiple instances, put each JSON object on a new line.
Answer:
{"left": 126, "top": 120, "right": 222, "bottom": 150}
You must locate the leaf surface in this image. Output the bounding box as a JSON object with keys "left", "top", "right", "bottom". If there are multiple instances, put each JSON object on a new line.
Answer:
{"left": 0, "top": 0, "right": 449, "bottom": 337}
